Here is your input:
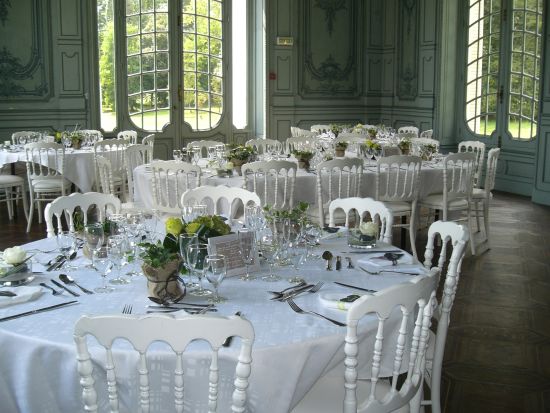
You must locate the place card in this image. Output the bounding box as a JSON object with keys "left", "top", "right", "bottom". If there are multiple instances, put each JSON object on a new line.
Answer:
{"left": 208, "top": 233, "right": 260, "bottom": 277}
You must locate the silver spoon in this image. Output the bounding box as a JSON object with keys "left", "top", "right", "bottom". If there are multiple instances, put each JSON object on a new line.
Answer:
{"left": 59, "top": 274, "right": 94, "bottom": 294}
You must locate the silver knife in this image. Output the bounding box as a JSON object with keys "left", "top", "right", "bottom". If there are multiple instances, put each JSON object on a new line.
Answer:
{"left": 50, "top": 279, "right": 80, "bottom": 297}
{"left": 0, "top": 300, "right": 78, "bottom": 322}
{"left": 46, "top": 256, "right": 64, "bottom": 271}
{"left": 333, "top": 281, "right": 377, "bottom": 293}
{"left": 271, "top": 284, "right": 314, "bottom": 301}
{"left": 340, "top": 250, "right": 403, "bottom": 254}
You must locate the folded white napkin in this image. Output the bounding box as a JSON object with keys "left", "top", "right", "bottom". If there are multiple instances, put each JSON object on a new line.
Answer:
{"left": 318, "top": 292, "right": 367, "bottom": 311}
{"left": 357, "top": 251, "right": 426, "bottom": 274}
{"left": 0, "top": 286, "right": 43, "bottom": 308}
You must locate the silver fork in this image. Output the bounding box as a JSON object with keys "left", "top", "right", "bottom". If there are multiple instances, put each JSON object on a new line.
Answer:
{"left": 272, "top": 281, "right": 325, "bottom": 301}
{"left": 287, "top": 298, "right": 346, "bottom": 327}
{"left": 122, "top": 304, "right": 133, "bottom": 314}
{"left": 358, "top": 267, "right": 419, "bottom": 276}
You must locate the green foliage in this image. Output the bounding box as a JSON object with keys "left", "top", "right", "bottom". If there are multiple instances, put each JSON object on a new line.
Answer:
{"left": 139, "top": 241, "right": 179, "bottom": 269}
{"left": 365, "top": 140, "right": 382, "bottom": 151}
{"left": 398, "top": 138, "right": 411, "bottom": 151}
{"left": 292, "top": 150, "right": 314, "bottom": 160}
{"left": 263, "top": 201, "right": 310, "bottom": 225}
{"left": 226, "top": 145, "right": 255, "bottom": 161}
{"left": 335, "top": 141, "right": 348, "bottom": 150}
{"left": 73, "top": 210, "right": 85, "bottom": 233}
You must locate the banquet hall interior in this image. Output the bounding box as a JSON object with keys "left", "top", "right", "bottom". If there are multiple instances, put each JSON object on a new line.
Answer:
{"left": 1, "top": 0, "right": 550, "bottom": 412}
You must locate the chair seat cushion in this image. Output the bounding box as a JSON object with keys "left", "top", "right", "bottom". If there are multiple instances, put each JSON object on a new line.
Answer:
{"left": 471, "top": 188, "right": 486, "bottom": 199}
{"left": 291, "top": 372, "right": 409, "bottom": 413}
{"left": 383, "top": 201, "right": 412, "bottom": 214}
{"left": 419, "top": 194, "right": 469, "bottom": 210}
{"left": 31, "top": 178, "right": 71, "bottom": 191}
{"left": 0, "top": 175, "right": 25, "bottom": 186}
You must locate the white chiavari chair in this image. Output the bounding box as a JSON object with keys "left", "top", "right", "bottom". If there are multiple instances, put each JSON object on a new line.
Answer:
{"left": 125, "top": 144, "right": 153, "bottom": 202}
{"left": 397, "top": 125, "right": 419, "bottom": 139}
{"left": 242, "top": 160, "right": 296, "bottom": 210}
{"left": 117, "top": 130, "right": 138, "bottom": 144}
{"left": 0, "top": 174, "right": 28, "bottom": 222}
{"left": 93, "top": 138, "right": 128, "bottom": 197}
{"left": 458, "top": 140, "right": 486, "bottom": 188}
{"left": 245, "top": 138, "right": 283, "bottom": 155}
{"left": 186, "top": 140, "right": 224, "bottom": 158}
{"left": 181, "top": 185, "right": 261, "bottom": 218}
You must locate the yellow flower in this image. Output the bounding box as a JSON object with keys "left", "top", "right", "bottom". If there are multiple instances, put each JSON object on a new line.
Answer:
{"left": 165, "top": 217, "right": 184, "bottom": 237}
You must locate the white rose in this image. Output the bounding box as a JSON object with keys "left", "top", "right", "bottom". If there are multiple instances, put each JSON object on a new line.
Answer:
{"left": 359, "top": 222, "right": 379, "bottom": 237}
{"left": 3, "top": 246, "right": 27, "bottom": 265}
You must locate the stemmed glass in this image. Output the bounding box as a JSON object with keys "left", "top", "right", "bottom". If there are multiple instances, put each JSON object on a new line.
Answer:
{"left": 84, "top": 223, "right": 104, "bottom": 269}
{"left": 304, "top": 224, "right": 322, "bottom": 260}
{"left": 173, "top": 149, "right": 182, "bottom": 161}
{"left": 107, "top": 236, "right": 130, "bottom": 285}
{"left": 238, "top": 228, "right": 257, "bottom": 281}
{"left": 192, "top": 204, "right": 208, "bottom": 218}
{"left": 288, "top": 238, "right": 307, "bottom": 284}
{"left": 124, "top": 213, "right": 143, "bottom": 276}
{"left": 187, "top": 243, "right": 212, "bottom": 296}
{"left": 260, "top": 235, "right": 281, "bottom": 282}
{"left": 93, "top": 247, "right": 114, "bottom": 293}
{"left": 192, "top": 146, "right": 201, "bottom": 165}
{"left": 179, "top": 233, "right": 199, "bottom": 289}
{"left": 56, "top": 231, "right": 77, "bottom": 270}
{"left": 205, "top": 254, "right": 227, "bottom": 303}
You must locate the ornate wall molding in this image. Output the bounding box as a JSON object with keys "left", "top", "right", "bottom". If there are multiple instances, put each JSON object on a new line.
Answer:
{"left": 0, "top": 0, "right": 49, "bottom": 98}
{"left": 397, "top": 0, "right": 419, "bottom": 100}
{"left": 300, "top": 0, "right": 360, "bottom": 98}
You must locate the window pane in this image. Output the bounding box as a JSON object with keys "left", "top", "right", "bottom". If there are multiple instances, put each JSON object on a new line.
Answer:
{"left": 126, "top": 0, "right": 171, "bottom": 131}
{"left": 98, "top": 0, "right": 116, "bottom": 132}
{"left": 232, "top": 0, "right": 247, "bottom": 129}
{"left": 182, "top": 0, "right": 224, "bottom": 130}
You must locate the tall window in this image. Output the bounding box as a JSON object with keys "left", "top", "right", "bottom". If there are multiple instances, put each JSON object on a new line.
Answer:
{"left": 465, "top": 0, "right": 543, "bottom": 140}
{"left": 97, "top": 0, "right": 231, "bottom": 133}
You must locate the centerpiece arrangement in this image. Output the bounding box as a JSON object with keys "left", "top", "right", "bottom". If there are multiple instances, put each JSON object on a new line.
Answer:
{"left": 225, "top": 144, "right": 255, "bottom": 176}
{"left": 334, "top": 141, "right": 348, "bottom": 157}
{"left": 367, "top": 127, "right": 378, "bottom": 139}
{"left": 398, "top": 138, "right": 411, "bottom": 155}
{"left": 292, "top": 150, "right": 314, "bottom": 170}
{"left": 419, "top": 143, "right": 438, "bottom": 161}
{"left": 348, "top": 221, "right": 379, "bottom": 249}
{"left": 0, "top": 246, "right": 33, "bottom": 285}
{"left": 362, "top": 139, "right": 382, "bottom": 159}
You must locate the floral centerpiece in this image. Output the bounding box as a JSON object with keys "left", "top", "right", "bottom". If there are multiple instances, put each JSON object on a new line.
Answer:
{"left": 419, "top": 143, "right": 437, "bottom": 161}
{"left": 263, "top": 201, "right": 310, "bottom": 239}
{"left": 367, "top": 127, "right": 378, "bottom": 139}
{"left": 70, "top": 132, "right": 84, "bottom": 149}
{"left": 292, "top": 150, "right": 314, "bottom": 170}
{"left": 334, "top": 141, "right": 348, "bottom": 157}
{"left": 0, "top": 246, "right": 32, "bottom": 278}
{"left": 348, "top": 221, "right": 379, "bottom": 249}
{"left": 353, "top": 123, "right": 365, "bottom": 134}
{"left": 398, "top": 138, "right": 411, "bottom": 155}
{"left": 225, "top": 144, "right": 255, "bottom": 175}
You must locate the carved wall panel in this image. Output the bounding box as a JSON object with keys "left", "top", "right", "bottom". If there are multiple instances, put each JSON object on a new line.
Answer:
{"left": 397, "top": 0, "right": 419, "bottom": 100}
{"left": 299, "top": 0, "right": 360, "bottom": 98}
{"left": 0, "top": 0, "right": 50, "bottom": 99}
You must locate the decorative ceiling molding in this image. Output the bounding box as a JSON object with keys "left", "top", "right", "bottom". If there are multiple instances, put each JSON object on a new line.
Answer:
{"left": 314, "top": 0, "right": 346, "bottom": 36}
{"left": 0, "top": 0, "right": 11, "bottom": 26}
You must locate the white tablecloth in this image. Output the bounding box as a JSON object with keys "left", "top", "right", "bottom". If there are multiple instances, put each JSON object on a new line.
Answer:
{"left": 133, "top": 159, "right": 445, "bottom": 212}
{"left": 0, "top": 236, "right": 428, "bottom": 413}
{"left": 0, "top": 148, "right": 122, "bottom": 192}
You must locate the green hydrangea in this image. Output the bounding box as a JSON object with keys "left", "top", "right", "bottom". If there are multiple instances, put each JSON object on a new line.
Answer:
{"left": 165, "top": 217, "right": 184, "bottom": 237}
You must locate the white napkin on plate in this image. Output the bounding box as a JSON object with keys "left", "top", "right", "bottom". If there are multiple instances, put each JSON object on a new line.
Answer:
{"left": 357, "top": 251, "right": 426, "bottom": 273}
{"left": 318, "top": 292, "right": 366, "bottom": 311}
{"left": 0, "top": 286, "right": 43, "bottom": 308}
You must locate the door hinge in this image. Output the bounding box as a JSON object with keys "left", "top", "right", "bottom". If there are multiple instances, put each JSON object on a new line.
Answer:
{"left": 498, "top": 85, "right": 504, "bottom": 104}
{"left": 497, "top": 136, "right": 502, "bottom": 148}
{"left": 177, "top": 85, "right": 182, "bottom": 102}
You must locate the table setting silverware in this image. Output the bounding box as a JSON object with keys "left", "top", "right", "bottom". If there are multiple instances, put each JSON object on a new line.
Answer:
{"left": 270, "top": 281, "right": 324, "bottom": 301}
{"left": 39, "top": 282, "right": 63, "bottom": 296}
{"left": 147, "top": 296, "right": 210, "bottom": 307}
{"left": 59, "top": 274, "right": 93, "bottom": 294}
{"left": 50, "top": 279, "right": 80, "bottom": 297}
{"left": 286, "top": 298, "right": 346, "bottom": 327}
{"left": 122, "top": 304, "right": 133, "bottom": 314}
{"left": 147, "top": 305, "right": 218, "bottom": 312}
{"left": 339, "top": 249, "right": 403, "bottom": 254}
{"left": 268, "top": 280, "right": 307, "bottom": 296}
{"left": 358, "top": 267, "right": 420, "bottom": 276}
{"left": 0, "top": 291, "right": 17, "bottom": 297}
{"left": 333, "top": 281, "right": 377, "bottom": 293}
{"left": 345, "top": 257, "right": 354, "bottom": 269}
{"left": 0, "top": 300, "right": 78, "bottom": 322}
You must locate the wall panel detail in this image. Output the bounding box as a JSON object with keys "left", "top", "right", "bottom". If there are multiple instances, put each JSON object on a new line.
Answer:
{"left": 61, "top": 51, "right": 82, "bottom": 93}
{"left": 397, "top": 0, "right": 419, "bottom": 100}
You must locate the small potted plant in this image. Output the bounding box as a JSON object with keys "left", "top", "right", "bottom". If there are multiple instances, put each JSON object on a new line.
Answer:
{"left": 365, "top": 139, "right": 382, "bottom": 158}
{"left": 334, "top": 141, "right": 348, "bottom": 157}
{"left": 367, "top": 127, "right": 378, "bottom": 139}
{"left": 420, "top": 143, "right": 437, "bottom": 161}
{"left": 292, "top": 150, "right": 314, "bottom": 170}
{"left": 226, "top": 144, "right": 255, "bottom": 176}
{"left": 70, "top": 132, "right": 84, "bottom": 149}
{"left": 398, "top": 138, "right": 411, "bottom": 155}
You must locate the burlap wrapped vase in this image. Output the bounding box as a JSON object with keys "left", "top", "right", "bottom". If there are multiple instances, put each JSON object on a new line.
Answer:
{"left": 142, "top": 258, "right": 185, "bottom": 302}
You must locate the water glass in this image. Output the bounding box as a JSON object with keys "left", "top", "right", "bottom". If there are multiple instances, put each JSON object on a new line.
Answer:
{"left": 173, "top": 149, "right": 182, "bottom": 161}
{"left": 288, "top": 239, "right": 307, "bottom": 284}
{"left": 238, "top": 228, "right": 257, "bottom": 281}
{"left": 84, "top": 223, "right": 104, "bottom": 269}
{"left": 205, "top": 254, "right": 226, "bottom": 303}
{"left": 56, "top": 231, "right": 77, "bottom": 270}
{"left": 93, "top": 247, "right": 114, "bottom": 293}
{"left": 179, "top": 233, "right": 199, "bottom": 289}
{"left": 192, "top": 204, "right": 208, "bottom": 218}
{"left": 187, "top": 243, "right": 212, "bottom": 296}
{"left": 107, "top": 236, "right": 130, "bottom": 285}
{"left": 260, "top": 235, "right": 281, "bottom": 282}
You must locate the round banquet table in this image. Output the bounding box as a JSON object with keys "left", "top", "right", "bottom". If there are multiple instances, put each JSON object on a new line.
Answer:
{"left": 133, "top": 158, "right": 445, "bottom": 211}
{"left": 0, "top": 234, "right": 430, "bottom": 413}
{"left": 0, "top": 147, "right": 123, "bottom": 193}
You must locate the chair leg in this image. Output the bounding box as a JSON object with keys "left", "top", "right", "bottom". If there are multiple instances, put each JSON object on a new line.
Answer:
{"left": 467, "top": 206, "right": 476, "bottom": 255}
{"left": 409, "top": 206, "right": 418, "bottom": 259}
{"left": 474, "top": 200, "right": 481, "bottom": 232}
{"left": 483, "top": 199, "right": 490, "bottom": 247}
{"left": 5, "top": 188, "right": 14, "bottom": 220}
{"left": 37, "top": 199, "right": 43, "bottom": 224}
{"left": 26, "top": 193, "right": 34, "bottom": 233}
{"left": 20, "top": 185, "right": 29, "bottom": 221}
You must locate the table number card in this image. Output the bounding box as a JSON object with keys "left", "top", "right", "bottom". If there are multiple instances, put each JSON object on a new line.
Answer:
{"left": 208, "top": 233, "right": 260, "bottom": 277}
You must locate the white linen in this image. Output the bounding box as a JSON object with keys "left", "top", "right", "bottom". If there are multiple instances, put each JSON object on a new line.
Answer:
{"left": 0, "top": 286, "right": 43, "bottom": 308}
{"left": 318, "top": 292, "right": 368, "bottom": 311}
{"left": 0, "top": 237, "right": 426, "bottom": 413}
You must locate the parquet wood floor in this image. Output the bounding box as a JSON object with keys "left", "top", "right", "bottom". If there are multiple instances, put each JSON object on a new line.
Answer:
{"left": 1, "top": 191, "right": 549, "bottom": 412}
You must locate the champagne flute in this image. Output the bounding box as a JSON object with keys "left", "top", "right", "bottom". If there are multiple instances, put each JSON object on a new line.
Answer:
{"left": 84, "top": 223, "right": 104, "bottom": 269}
{"left": 205, "top": 254, "right": 227, "bottom": 303}
{"left": 179, "top": 233, "right": 199, "bottom": 289}
{"left": 93, "top": 247, "right": 114, "bottom": 293}
{"left": 187, "top": 243, "right": 212, "bottom": 296}
{"left": 260, "top": 235, "right": 281, "bottom": 282}
{"left": 238, "top": 228, "right": 257, "bottom": 281}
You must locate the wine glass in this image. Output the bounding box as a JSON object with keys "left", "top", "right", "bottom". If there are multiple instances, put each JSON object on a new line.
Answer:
{"left": 179, "top": 233, "right": 199, "bottom": 289}
{"left": 107, "top": 236, "right": 130, "bottom": 285}
{"left": 187, "top": 243, "right": 212, "bottom": 296}
{"left": 173, "top": 149, "right": 182, "bottom": 161}
{"left": 192, "top": 204, "right": 208, "bottom": 218}
{"left": 288, "top": 238, "right": 307, "bottom": 283}
{"left": 205, "top": 254, "right": 227, "bottom": 303}
{"left": 124, "top": 213, "right": 143, "bottom": 276}
{"left": 260, "top": 235, "right": 281, "bottom": 282}
{"left": 56, "top": 231, "right": 77, "bottom": 270}
{"left": 238, "top": 228, "right": 257, "bottom": 281}
{"left": 192, "top": 146, "right": 201, "bottom": 165}
{"left": 304, "top": 224, "right": 322, "bottom": 260}
{"left": 93, "top": 247, "right": 114, "bottom": 293}
{"left": 83, "top": 223, "right": 104, "bottom": 269}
